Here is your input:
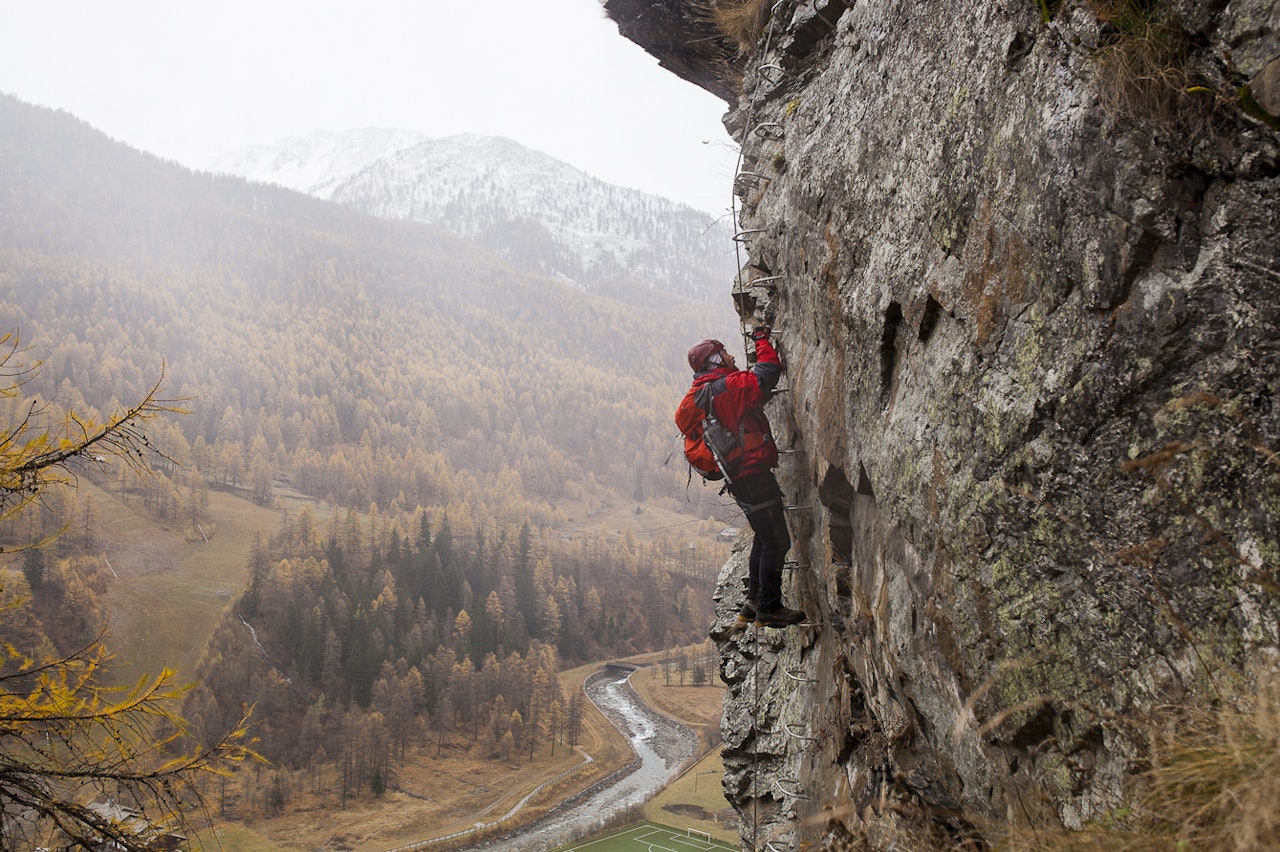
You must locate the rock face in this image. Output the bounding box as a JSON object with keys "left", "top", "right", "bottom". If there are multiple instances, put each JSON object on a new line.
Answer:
{"left": 611, "top": 0, "right": 1280, "bottom": 847}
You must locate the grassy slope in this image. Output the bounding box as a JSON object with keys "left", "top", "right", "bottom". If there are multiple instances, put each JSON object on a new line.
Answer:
{"left": 93, "top": 483, "right": 286, "bottom": 686}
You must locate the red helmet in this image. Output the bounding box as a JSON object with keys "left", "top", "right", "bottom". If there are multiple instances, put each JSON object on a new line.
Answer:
{"left": 687, "top": 339, "right": 725, "bottom": 372}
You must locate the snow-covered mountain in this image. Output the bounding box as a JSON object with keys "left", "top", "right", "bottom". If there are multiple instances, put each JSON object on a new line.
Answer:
{"left": 209, "top": 130, "right": 737, "bottom": 302}
{"left": 209, "top": 128, "right": 430, "bottom": 199}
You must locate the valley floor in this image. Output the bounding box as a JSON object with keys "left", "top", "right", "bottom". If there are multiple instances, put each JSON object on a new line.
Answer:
{"left": 201, "top": 652, "right": 729, "bottom": 851}
{"left": 64, "top": 481, "right": 732, "bottom": 850}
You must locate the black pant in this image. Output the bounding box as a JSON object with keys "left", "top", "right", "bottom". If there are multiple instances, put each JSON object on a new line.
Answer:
{"left": 727, "top": 471, "right": 790, "bottom": 612}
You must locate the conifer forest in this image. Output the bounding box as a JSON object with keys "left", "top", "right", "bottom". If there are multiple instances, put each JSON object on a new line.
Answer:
{"left": 0, "top": 93, "right": 734, "bottom": 839}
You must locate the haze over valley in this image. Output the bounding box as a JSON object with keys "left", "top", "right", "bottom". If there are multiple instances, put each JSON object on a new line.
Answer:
{"left": 0, "top": 92, "right": 739, "bottom": 848}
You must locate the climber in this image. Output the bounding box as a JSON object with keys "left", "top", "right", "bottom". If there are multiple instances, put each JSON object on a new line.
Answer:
{"left": 682, "top": 328, "right": 807, "bottom": 628}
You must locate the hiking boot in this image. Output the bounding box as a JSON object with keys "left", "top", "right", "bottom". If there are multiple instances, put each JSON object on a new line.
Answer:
{"left": 737, "top": 603, "right": 756, "bottom": 623}
{"left": 755, "top": 606, "right": 807, "bottom": 628}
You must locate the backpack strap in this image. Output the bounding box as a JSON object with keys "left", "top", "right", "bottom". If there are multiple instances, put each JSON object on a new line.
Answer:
{"left": 693, "top": 376, "right": 727, "bottom": 415}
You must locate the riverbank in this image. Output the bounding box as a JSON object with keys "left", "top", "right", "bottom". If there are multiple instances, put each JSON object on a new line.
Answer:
{"left": 365, "top": 663, "right": 645, "bottom": 851}
{"left": 626, "top": 663, "right": 735, "bottom": 844}
{"left": 454, "top": 665, "right": 703, "bottom": 850}
{"left": 201, "top": 652, "right": 718, "bottom": 851}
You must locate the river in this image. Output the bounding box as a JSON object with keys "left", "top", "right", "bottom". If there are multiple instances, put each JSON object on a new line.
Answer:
{"left": 463, "top": 664, "right": 701, "bottom": 851}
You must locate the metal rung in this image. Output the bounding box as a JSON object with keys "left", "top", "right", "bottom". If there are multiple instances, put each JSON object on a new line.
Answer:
{"left": 753, "top": 122, "right": 785, "bottom": 139}
{"left": 748, "top": 275, "right": 783, "bottom": 287}
{"left": 786, "top": 668, "right": 817, "bottom": 683}
{"left": 766, "top": 844, "right": 786, "bottom": 852}
{"left": 785, "top": 723, "right": 818, "bottom": 742}
{"left": 733, "top": 228, "right": 767, "bottom": 242}
{"left": 783, "top": 505, "right": 812, "bottom": 511}
{"left": 776, "top": 778, "right": 810, "bottom": 799}
{"left": 758, "top": 63, "right": 784, "bottom": 85}
{"left": 735, "top": 170, "right": 772, "bottom": 184}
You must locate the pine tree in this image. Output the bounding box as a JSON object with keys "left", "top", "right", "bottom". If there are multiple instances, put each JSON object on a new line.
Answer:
{"left": 0, "top": 335, "right": 255, "bottom": 849}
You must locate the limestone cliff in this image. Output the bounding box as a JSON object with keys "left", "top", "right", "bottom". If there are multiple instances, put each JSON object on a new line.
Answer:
{"left": 609, "top": 0, "right": 1280, "bottom": 847}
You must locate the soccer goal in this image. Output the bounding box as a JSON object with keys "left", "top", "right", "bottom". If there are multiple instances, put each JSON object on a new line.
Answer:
{"left": 686, "top": 828, "right": 712, "bottom": 844}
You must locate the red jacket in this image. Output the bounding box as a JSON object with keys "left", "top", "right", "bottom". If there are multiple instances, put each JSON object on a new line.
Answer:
{"left": 686, "top": 337, "right": 782, "bottom": 478}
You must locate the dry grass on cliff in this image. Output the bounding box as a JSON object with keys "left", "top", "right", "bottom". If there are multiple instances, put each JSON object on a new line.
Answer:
{"left": 998, "top": 673, "right": 1280, "bottom": 850}
{"left": 693, "top": 0, "right": 771, "bottom": 56}
{"left": 1128, "top": 676, "right": 1280, "bottom": 850}
{"left": 1084, "top": 0, "right": 1199, "bottom": 126}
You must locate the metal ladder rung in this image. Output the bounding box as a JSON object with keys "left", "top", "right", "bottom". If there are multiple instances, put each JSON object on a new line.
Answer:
{"left": 776, "top": 778, "right": 810, "bottom": 799}
{"left": 786, "top": 667, "right": 817, "bottom": 683}
{"left": 758, "top": 63, "right": 784, "bottom": 85}
{"left": 785, "top": 723, "right": 818, "bottom": 742}
{"left": 733, "top": 228, "right": 767, "bottom": 242}
{"left": 753, "top": 121, "right": 785, "bottom": 139}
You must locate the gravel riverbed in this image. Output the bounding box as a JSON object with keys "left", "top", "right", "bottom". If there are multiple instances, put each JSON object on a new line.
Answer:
{"left": 464, "top": 664, "right": 701, "bottom": 851}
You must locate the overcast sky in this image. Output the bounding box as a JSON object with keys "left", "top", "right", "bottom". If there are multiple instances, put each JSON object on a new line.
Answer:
{"left": 0, "top": 0, "right": 740, "bottom": 214}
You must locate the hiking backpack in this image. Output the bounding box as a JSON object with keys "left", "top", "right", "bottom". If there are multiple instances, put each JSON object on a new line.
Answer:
{"left": 674, "top": 379, "right": 743, "bottom": 482}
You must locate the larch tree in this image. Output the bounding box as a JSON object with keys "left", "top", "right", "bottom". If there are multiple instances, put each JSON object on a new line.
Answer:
{"left": 0, "top": 333, "right": 256, "bottom": 850}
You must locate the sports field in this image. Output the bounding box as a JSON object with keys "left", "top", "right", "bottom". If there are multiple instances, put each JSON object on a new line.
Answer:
{"left": 555, "top": 821, "right": 738, "bottom": 852}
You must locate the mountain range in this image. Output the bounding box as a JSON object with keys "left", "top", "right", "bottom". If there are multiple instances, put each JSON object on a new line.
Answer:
{"left": 210, "top": 129, "right": 740, "bottom": 303}
{"left": 0, "top": 92, "right": 737, "bottom": 523}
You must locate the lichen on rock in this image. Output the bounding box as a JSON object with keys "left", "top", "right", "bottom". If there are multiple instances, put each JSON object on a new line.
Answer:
{"left": 610, "top": 0, "right": 1280, "bottom": 847}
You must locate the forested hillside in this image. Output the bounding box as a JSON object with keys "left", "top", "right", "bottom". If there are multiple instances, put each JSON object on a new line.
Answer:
{"left": 0, "top": 94, "right": 733, "bottom": 525}
{"left": 186, "top": 504, "right": 717, "bottom": 778}
{"left": 0, "top": 93, "right": 738, "bottom": 799}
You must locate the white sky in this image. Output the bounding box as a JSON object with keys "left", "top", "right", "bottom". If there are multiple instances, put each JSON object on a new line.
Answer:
{"left": 0, "top": 0, "right": 741, "bottom": 214}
